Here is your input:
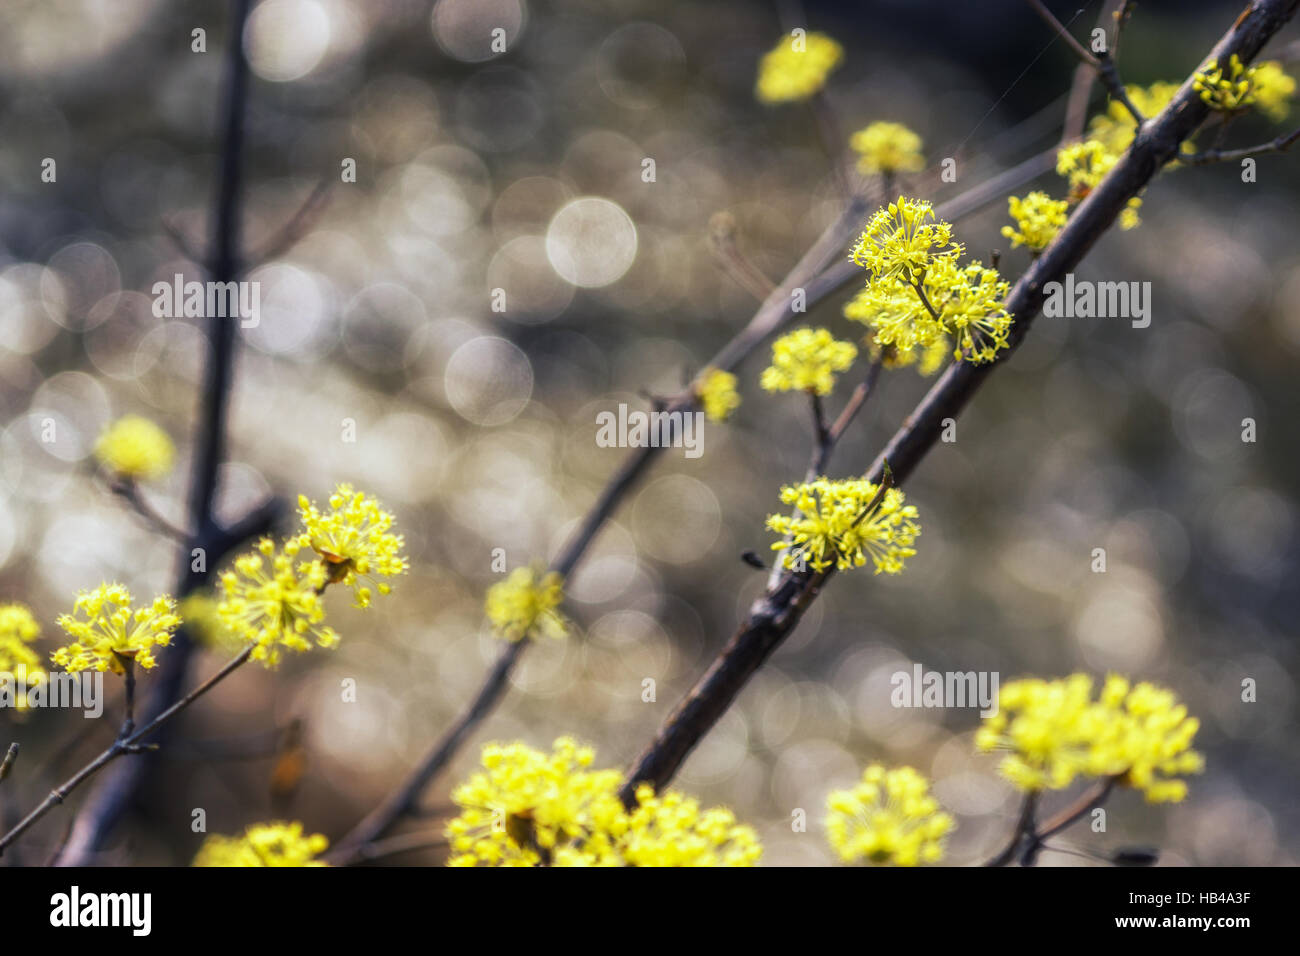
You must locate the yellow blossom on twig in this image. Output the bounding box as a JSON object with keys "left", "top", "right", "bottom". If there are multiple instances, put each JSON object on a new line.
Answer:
{"left": 192, "top": 821, "right": 330, "bottom": 866}
{"left": 695, "top": 367, "right": 741, "bottom": 423}
{"left": 760, "top": 327, "right": 857, "bottom": 396}
{"left": 849, "top": 121, "right": 924, "bottom": 175}
{"left": 94, "top": 415, "right": 175, "bottom": 480}
{"left": 826, "top": 764, "right": 954, "bottom": 866}
{"left": 485, "top": 566, "right": 569, "bottom": 642}
{"left": 976, "top": 674, "right": 1204, "bottom": 803}
{"left": 52, "top": 584, "right": 179, "bottom": 674}
{"left": 766, "top": 476, "right": 919, "bottom": 574}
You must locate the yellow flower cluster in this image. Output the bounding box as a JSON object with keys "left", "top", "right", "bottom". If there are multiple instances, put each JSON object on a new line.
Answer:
{"left": 1056, "top": 140, "right": 1142, "bottom": 229}
{"left": 1252, "top": 61, "right": 1297, "bottom": 121}
{"left": 976, "top": 674, "right": 1204, "bottom": 803}
{"left": 1001, "top": 192, "right": 1069, "bottom": 252}
{"left": 485, "top": 566, "right": 569, "bottom": 642}
{"left": 1194, "top": 55, "right": 1294, "bottom": 119}
{"left": 52, "top": 584, "right": 180, "bottom": 674}
{"left": 766, "top": 476, "right": 919, "bottom": 574}
{"left": 849, "top": 121, "right": 924, "bottom": 175}
{"left": 297, "top": 484, "right": 407, "bottom": 608}
{"left": 619, "top": 785, "right": 763, "bottom": 867}
{"left": 1088, "top": 81, "right": 1182, "bottom": 154}
{"left": 217, "top": 538, "right": 337, "bottom": 668}
{"left": 695, "top": 367, "right": 741, "bottom": 423}
{"left": 94, "top": 415, "right": 175, "bottom": 480}
{"left": 192, "top": 821, "right": 330, "bottom": 866}
{"left": 850, "top": 196, "right": 961, "bottom": 283}
{"left": 847, "top": 255, "right": 1012, "bottom": 365}
{"left": 760, "top": 327, "right": 857, "bottom": 396}
{"left": 847, "top": 197, "right": 1014, "bottom": 365}
{"left": 0, "top": 603, "right": 44, "bottom": 682}
{"left": 826, "top": 764, "right": 954, "bottom": 866}
{"left": 446, "top": 738, "right": 761, "bottom": 867}
{"left": 755, "top": 31, "right": 842, "bottom": 104}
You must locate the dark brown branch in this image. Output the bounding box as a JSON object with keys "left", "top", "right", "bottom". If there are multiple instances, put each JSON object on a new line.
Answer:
{"left": 617, "top": 0, "right": 1300, "bottom": 802}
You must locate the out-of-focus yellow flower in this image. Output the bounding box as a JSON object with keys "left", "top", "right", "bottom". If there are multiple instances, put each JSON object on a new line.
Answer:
{"left": 297, "top": 484, "right": 407, "bottom": 608}
{"left": 766, "top": 476, "right": 919, "bottom": 574}
{"left": 826, "top": 764, "right": 954, "bottom": 866}
{"left": 1252, "top": 60, "right": 1296, "bottom": 120}
{"left": 1056, "top": 139, "right": 1143, "bottom": 229}
{"left": 851, "top": 196, "right": 961, "bottom": 283}
{"left": 192, "top": 821, "right": 329, "bottom": 866}
{"left": 760, "top": 327, "right": 857, "bottom": 396}
{"left": 755, "top": 31, "right": 842, "bottom": 104}
{"left": 695, "top": 367, "right": 741, "bottom": 423}
{"left": 0, "top": 603, "right": 44, "bottom": 680}
{"left": 217, "top": 538, "right": 337, "bottom": 668}
{"left": 94, "top": 415, "right": 175, "bottom": 480}
{"left": 1088, "top": 81, "right": 1182, "bottom": 154}
{"left": 485, "top": 566, "right": 569, "bottom": 642}
{"left": 1192, "top": 55, "right": 1297, "bottom": 120}
{"left": 849, "top": 122, "right": 924, "bottom": 175}
{"left": 445, "top": 739, "right": 762, "bottom": 867}
{"left": 1002, "top": 192, "right": 1069, "bottom": 252}
{"left": 52, "top": 584, "right": 179, "bottom": 674}
{"left": 976, "top": 674, "right": 1204, "bottom": 803}
{"left": 620, "top": 784, "right": 762, "bottom": 867}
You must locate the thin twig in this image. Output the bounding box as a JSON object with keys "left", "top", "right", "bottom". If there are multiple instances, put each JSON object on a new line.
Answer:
{"left": 1179, "top": 124, "right": 1300, "bottom": 164}
{"left": 108, "top": 479, "right": 189, "bottom": 541}
{"left": 248, "top": 178, "right": 333, "bottom": 263}
{"left": 0, "top": 646, "right": 254, "bottom": 857}
{"left": 985, "top": 791, "right": 1039, "bottom": 867}
{"left": 1025, "top": 0, "right": 1144, "bottom": 124}
{"left": 0, "top": 744, "right": 17, "bottom": 786}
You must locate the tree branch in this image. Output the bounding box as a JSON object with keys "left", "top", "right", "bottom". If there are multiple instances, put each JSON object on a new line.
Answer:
{"left": 617, "top": 0, "right": 1300, "bottom": 803}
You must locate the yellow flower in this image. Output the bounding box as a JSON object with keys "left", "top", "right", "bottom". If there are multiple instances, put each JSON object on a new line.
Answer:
{"left": 192, "top": 821, "right": 329, "bottom": 866}
{"left": 1055, "top": 140, "right": 1143, "bottom": 229}
{"left": 849, "top": 122, "right": 924, "bottom": 175}
{"left": 695, "top": 367, "right": 741, "bottom": 423}
{"left": 217, "top": 538, "right": 337, "bottom": 668}
{"left": 0, "top": 603, "right": 44, "bottom": 681}
{"left": 620, "top": 784, "right": 762, "bottom": 867}
{"left": 826, "top": 764, "right": 954, "bottom": 866}
{"left": 976, "top": 674, "right": 1204, "bottom": 803}
{"left": 296, "top": 484, "right": 407, "bottom": 608}
{"left": 850, "top": 196, "right": 961, "bottom": 283}
{"left": 1194, "top": 54, "right": 1258, "bottom": 114}
{"left": 1088, "top": 81, "right": 1182, "bottom": 154}
{"left": 755, "top": 31, "right": 842, "bottom": 104}
{"left": 446, "top": 739, "right": 762, "bottom": 867}
{"left": 446, "top": 738, "right": 626, "bottom": 867}
{"left": 94, "top": 415, "right": 175, "bottom": 480}
{"left": 1002, "top": 192, "right": 1069, "bottom": 252}
{"left": 52, "top": 584, "right": 180, "bottom": 674}
{"left": 1252, "top": 60, "right": 1296, "bottom": 121}
{"left": 485, "top": 566, "right": 569, "bottom": 642}
{"left": 760, "top": 327, "right": 857, "bottom": 396}
{"left": 846, "top": 246, "right": 1013, "bottom": 366}
{"left": 766, "top": 476, "right": 919, "bottom": 574}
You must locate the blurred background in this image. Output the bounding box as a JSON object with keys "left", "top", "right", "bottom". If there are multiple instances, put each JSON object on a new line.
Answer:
{"left": 0, "top": 0, "right": 1297, "bottom": 865}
